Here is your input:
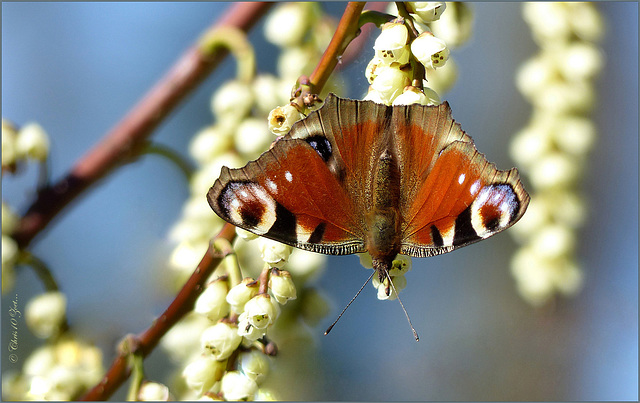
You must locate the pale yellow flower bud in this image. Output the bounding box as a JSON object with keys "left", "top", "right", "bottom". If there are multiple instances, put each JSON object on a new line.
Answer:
{"left": 411, "top": 31, "right": 449, "bottom": 69}
{"left": 201, "top": 322, "right": 242, "bottom": 360}
{"left": 406, "top": 2, "right": 447, "bottom": 23}
{"left": 220, "top": 370, "right": 258, "bottom": 400}
{"left": 182, "top": 355, "right": 225, "bottom": 395}
{"left": 238, "top": 349, "right": 270, "bottom": 382}
{"left": 268, "top": 269, "right": 297, "bottom": 305}
{"left": 194, "top": 278, "right": 230, "bottom": 322}
{"left": 25, "top": 291, "right": 66, "bottom": 339}
{"left": 268, "top": 104, "right": 303, "bottom": 136}
{"left": 243, "top": 294, "right": 277, "bottom": 329}
{"left": 258, "top": 238, "right": 292, "bottom": 268}
{"left": 16, "top": 122, "right": 49, "bottom": 161}
{"left": 264, "top": 3, "right": 312, "bottom": 48}
{"left": 211, "top": 80, "right": 253, "bottom": 124}
{"left": 226, "top": 278, "right": 259, "bottom": 313}
{"left": 373, "top": 22, "right": 410, "bottom": 65}
{"left": 139, "top": 381, "right": 171, "bottom": 401}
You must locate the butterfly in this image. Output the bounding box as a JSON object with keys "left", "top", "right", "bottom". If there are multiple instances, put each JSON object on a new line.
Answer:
{"left": 208, "top": 94, "right": 529, "bottom": 287}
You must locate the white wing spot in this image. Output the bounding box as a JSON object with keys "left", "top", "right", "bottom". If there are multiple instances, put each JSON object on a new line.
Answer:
{"left": 266, "top": 178, "right": 277, "bottom": 193}
{"left": 285, "top": 171, "right": 293, "bottom": 182}
{"left": 458, "top": 173, "right": 466, "bottom": 185}
{"left": 470, "top": 180, "right": 480, "bottom": 195}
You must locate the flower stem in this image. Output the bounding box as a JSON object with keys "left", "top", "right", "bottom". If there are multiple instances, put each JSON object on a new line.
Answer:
{"left": 142, "top": 142, "right": 195, "bottom": 180}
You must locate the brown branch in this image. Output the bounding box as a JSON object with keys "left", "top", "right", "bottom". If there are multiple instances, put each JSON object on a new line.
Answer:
{"left": 308, "top": 2, "right": 367, "bottom": 93}
{"left": 80, "top": 223, "right": 237, "bottom": 401}
{"left": 12, "top": 2, "right": 273, "bottom": 249}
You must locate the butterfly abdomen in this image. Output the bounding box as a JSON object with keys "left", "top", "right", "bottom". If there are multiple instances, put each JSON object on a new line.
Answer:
{"left": 365, "top": 147, "right": 403, "bottom": 273}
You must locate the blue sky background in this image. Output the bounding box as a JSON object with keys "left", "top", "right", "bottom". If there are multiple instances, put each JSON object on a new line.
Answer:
{"left": 2, "top": 2, "right": 637, "bottom": 401}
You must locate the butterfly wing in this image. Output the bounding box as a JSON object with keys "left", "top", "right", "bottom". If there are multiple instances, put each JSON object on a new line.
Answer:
{"left": 208, "top": 94, "right": 389, "bottom": 255}
{"left": 208, "top": 137, "right": 366, "bottom": 255}
{"left": 394, "top": 104, "right": 530, "bottom": 257}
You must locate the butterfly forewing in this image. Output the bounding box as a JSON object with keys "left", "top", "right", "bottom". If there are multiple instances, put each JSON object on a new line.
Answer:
{"left": 208, "top": 130, "right": 366, "bottom": 255}
{"left": 400, "top": 140, "right": 529, "bottom": 257}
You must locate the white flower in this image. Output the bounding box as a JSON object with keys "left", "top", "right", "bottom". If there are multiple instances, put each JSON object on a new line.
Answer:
{"left": 370, "top": 65, "right": 411, "bottom": 104}
{"left": 161, "top": 313, "right": 211, "bottom": 363}
{"left": 363, "top": 86, "right": 388, "bottom": 105}
{"left": 138, "top": 381, "right": 171, "bottom": 401}
{"left": 515, "top": 54, "right": 556, "bottom": 99}
{"left": 553, "top": 116, "right": 596, "bottom": 156}
{"left": 234, "top": 118, "right": 272, "bottom": 156}
{"left": 372, "top": 274, "right": 407, "bottom": 301}
{"left": 530, "top": 224, "right": 575, "bottom": 259}
{"left": 258, "top": 238, "right": 292, "bottom": 268}
{"left": 16, "top": 122, "right": 50, "bottom": 161}
{"left": 268, "top": 269, "right": 297, "bottom": 305}
{"left": 237, "top": 312, "right": 267, "bottom": 341}
{"left": 411, "top": 31, "right": 449, "bottom": 69}
{"left": 189, "top": 125, "right": 233, "bottom": 165}
{"left": 559, "top": 42, "right": 603, "bottom": 80}
{"left": 182, "top": 355, "right": 225, "bottom": 395}
{"left": 365, "top": 57, "right": 383, "bottom": 84}
{"left": 389, "top": 255, "right": 412, "bottom": 277}
{"left": 236, "top": 227, "right": 259, "bottom": 241}
{"left": 243, "top": 294, "right": 277, "bottom": 330}
{"left": 358, "top": 253, "right": 373, "bottom": 269}
{"left": 286, "top": 249, "right": 326, "bottom": 279}
{"left": 2, "top": 120, "right": 18, "bottom": 166}
{"left": 508, "top": 196, "right": 550, "bottom": 242}
{"left": 2, "top": 236, "right": 17, "bottom": 293}
{"left": 509, "top": 122, "right": 554, "bottom": 169}
{"left": 267, "top": 104, "right": 303, "bottom": 136}
{"left": 264, "top": 3, "right": 312, "bottom": 48}
{"left": 406, "top": 2, "right": 447, "bottom": 23}
{"left": 211, "top": 80, "right": 254, "bottom": 124}
{"left": 392, "top": 86, "right": 439, "bottom": 106}
{"left": 429, "top": 2, "right": 473, "bottom": 48}
{"left": 169, "top": 240, "right": 209, "bottom": 273}
{"left": 194, "top": 278, "right": 230, "bottom": 322}
{"left": 373, "top": 22, "right": 410, "bottom": 65}
{"left": 529, "top": 152, "right": 579, "bottom": 189}
{"left": 277, "top": 46, "right": 318, "bottom": 82}
{"left": 220, "top": 371, "right": 258, "bottom": 401}
{"left": 2, "top": 202, "right": 19, "bottom": 236}
{"left": 252, "top": 74, "right": 289, "bottom": 116}
{"left": 238, "top": 349, "right": 270, "bottom": 383}
{"left": 226, "top": 278, "right": 259, "bottom": 314}
{"left": 25, "top": 291, "right": 67, "bottom": 339}
{"left": 200, "top": 322, "right": 242, "bottom": 360}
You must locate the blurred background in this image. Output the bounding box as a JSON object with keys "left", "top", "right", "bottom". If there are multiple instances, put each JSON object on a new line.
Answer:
{"left": 2, "top": 2, "right": 637, "bottom": 401}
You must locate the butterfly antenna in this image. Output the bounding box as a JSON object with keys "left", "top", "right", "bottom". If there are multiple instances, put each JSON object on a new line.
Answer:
{"left": 384, "top": 270, "right": 420, "bottom": 341}
{"left": 324, "top": 270, "right": 376, "bottom": 336}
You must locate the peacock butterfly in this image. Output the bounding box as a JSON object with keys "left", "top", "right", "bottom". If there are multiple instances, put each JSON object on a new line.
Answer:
{"left": 208, "top": 93, "right": 529, "bottom": 299}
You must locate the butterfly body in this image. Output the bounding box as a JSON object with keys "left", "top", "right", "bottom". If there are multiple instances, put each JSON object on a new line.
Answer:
{"left": 208, "top": 94, "right": 529, "bottom": 281}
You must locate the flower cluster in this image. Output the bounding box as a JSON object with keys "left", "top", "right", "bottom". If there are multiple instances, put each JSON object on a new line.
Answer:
{"left": 2, "top": 120, "right": 105, "bottom": 400}
{"left": 509, "top": 3, "right": 604, "bottom": 306}
{"left": 174, "top": 246, "right": 319, "bottom": 399}
{"left": 162, "top": 3, "right": 335, "bottom": 399}
{"left": 360, "top": 254, "right": 413, "bottom": 300}
{"left": 2, "top": 120, "right": 52, "bottom": 293}
{"left": 2, "top": 298, "right": 104, "bottom": 400}
{"left": 364, "top": 2, "right": 472, "bottom": 106}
